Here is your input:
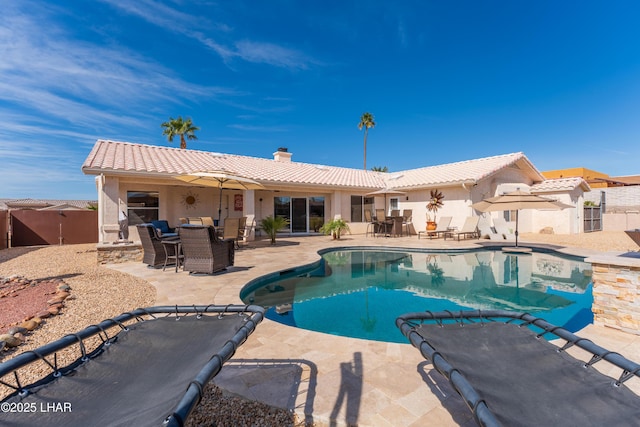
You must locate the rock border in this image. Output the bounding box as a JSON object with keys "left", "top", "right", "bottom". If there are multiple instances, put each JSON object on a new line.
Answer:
{"left": 0, "top": 276, "right": 72, "bottom": 351}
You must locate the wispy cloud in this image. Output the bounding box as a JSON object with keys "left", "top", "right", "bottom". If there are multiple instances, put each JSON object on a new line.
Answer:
{"left": 228, "top": 124, "right": 289, "bottom": 132}
{"left": 100, "top": 0, "right": 319, "bottom": 70}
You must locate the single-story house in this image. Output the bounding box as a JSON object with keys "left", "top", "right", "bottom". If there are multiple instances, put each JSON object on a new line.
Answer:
{"left": 81, "top": 140, "right": 590, "bottom": 243}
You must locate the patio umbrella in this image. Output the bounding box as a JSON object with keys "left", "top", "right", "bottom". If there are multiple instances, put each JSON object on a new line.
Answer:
{"left": 471, "top": 189, "right": 573, "bottom": 247}
{"left": 175, "top": 171, "right": 264, "bottom": 221}
{"left": 365, "top": 188, "right": 406, "bottom": 214}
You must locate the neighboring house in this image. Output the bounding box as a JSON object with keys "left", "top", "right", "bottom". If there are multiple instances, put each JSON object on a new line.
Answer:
{"left": 543, "top": 167, "right": 640, "bottom": 189}
{"left": 0, "top": 199, "right": 97, "bottom": 210}
{"left": 82, "top": 140, "right": 588, "bottom": 243}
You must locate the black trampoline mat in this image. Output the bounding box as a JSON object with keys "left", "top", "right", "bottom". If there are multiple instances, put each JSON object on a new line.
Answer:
{"left": 2, "top": 314, "right": 247, "bottom": 427}
{"left": 415, "top": 322, "right": 640, "bottom": 426}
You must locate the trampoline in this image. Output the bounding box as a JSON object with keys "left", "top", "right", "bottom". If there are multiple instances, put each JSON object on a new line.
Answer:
{"left": 0, "top": 305, "right": 264, "bottom": 427}
{"left": 396, "top": 310, "right": 640, "bottom": 427}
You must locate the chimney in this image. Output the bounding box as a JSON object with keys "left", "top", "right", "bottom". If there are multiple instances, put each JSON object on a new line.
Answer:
{"left": 273, "top": 147, "right": 292, "bottom": 162}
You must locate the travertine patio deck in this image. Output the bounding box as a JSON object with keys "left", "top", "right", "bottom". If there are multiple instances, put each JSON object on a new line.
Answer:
{"left": 107, "top": 234, "right": 640, "bottom": 427}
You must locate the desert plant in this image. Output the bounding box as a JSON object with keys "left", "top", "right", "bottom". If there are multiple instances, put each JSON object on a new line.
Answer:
{"left": 320, "top": 218, "right": 350, "bottom": 240}
{"left": 310, "top": 217, "right": 324, "bottom": 232}
{"left": 426, "top": 189, "right": 445, "bottom": 222}
{"left": 259, "top": 215, "right": 290, "bottom": 245}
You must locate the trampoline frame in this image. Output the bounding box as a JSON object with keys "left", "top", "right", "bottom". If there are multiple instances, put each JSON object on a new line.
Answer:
{"left": 0, "top": 304, "right": 264, "bottom": 427}
{"left": 396, "top": 309, "right": 640, "bottom": 427}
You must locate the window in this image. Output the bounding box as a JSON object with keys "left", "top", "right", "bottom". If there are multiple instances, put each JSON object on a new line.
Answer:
{"left": 127, "top": 191, "right": 159, "bottom": 225}
{"left": 350, "top": 196, "right": 374, "bottom": 222}
{"left": 389, "top": 198, "right": 399, "bottom": 212}
{"left": 274, "top": 197, "right": 291, "bottom": 231}
{"left": 503, "top": 210, "right": 518, "bottom": 222}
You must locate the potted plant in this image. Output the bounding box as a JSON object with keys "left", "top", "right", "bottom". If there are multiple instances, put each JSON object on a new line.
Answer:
{"left": 426, "top": 189, "right": 444, "bottom": 230}
{"left": 320, "top": 218, "right": 350, "bottom": 240}
{"left": 259, "top": 215, "right": 290, "bottom": 245}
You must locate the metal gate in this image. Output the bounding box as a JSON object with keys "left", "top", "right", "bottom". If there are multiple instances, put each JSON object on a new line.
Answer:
{"left": 584, "top": 206, "right": 602, "bottom": 232}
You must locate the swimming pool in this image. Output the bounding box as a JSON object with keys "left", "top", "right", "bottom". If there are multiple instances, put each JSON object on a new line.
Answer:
{"left": 240, "top": 248, "right": 593, "bottom": 343}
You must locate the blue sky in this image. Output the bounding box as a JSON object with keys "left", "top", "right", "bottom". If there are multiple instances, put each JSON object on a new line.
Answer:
{"left": 2, "top": 1, "right": 640, "bottom": 200}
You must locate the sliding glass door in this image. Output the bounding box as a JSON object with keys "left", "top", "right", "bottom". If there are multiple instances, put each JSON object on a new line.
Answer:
{"left": 273, "top": 196, "right": 325, "bottom": 233}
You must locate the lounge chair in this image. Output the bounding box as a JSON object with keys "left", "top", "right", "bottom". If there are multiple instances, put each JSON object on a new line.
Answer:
{"left": 421, "top": 216, "right": 452, "bottom": 239}
{"left": 478, "top": 218, "right": 503, "bottom": 241}
{"left": 137, "top": 223, "right": 179, "bottom": 268}
{"left": 445, "top": 216, "right": 479, "bottom": 240}
{"left": 179, "top": 225, "right": 234, "bottom": 274}
{"left": 0, "top": 305, "right": 264, "bottom": 427}
{"left": 396, "top": 310, "right": 640, "bottom": 427}
{"left": 493, "top": 217, "right": 516, "bottom": 241}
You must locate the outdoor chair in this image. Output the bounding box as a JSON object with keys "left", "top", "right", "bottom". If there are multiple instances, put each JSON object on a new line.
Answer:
{"left": 390, "top": 209, "right": 400, "bottom": 217}
{"left": 364, "top": 210, "right": 377, "bottom": 237}
{"left": 478, "top": 218, "right": 503, "bottom": 241}
{"left": 222, "top": 217, "right": 241, "bottom": 249}
{"left": 375, "top": 209, "right": 392, "bottom": 236}
{"left": 445, "top": 216, "right": 479, "bottom": 241}
{"left": 402, "top": 209, "right": 413, "bottom": 236}
{"left": 179, "top": 225, "right": 235, "bottom": 274}
{"left": 137, "top": 224, "right": 179, "bottom": 268}
{"left": 419, "top": 216, "right": 452, "bottom": 239}
{"left": 151, "top": 220, "right": 178, "bottom": 238}
{"left": 201, "top": 217, "right": 215, "bottom": 227}
{"left": 237, "top": 216, "right": 247, "bottom": 246}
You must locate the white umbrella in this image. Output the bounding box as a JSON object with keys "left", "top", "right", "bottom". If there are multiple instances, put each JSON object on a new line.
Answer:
{"left": 175, "top": 171, "right": 264, "bottom": 221}
{"left": 471, "top": 189, "right": 573, "bottom": 247}
{"left": 365, "top": 188, "right": 406, "bottom": 214}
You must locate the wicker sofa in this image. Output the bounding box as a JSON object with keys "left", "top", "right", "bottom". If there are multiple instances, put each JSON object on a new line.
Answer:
{"left": 179, "top": 225, "right": 235, "bottom": 274}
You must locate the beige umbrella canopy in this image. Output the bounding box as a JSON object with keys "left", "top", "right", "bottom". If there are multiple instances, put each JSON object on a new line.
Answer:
{"left": 175, "top": 171, "right": 264, "bottom": 221}
{"left": 365, "top": 188, "right": 406, "bottom": 214}
{"left": 471, "top": 189, "right": 573, "bottom": 247}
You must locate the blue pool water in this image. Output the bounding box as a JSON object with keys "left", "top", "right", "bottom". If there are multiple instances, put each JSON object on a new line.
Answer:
{"left": 240, "top": 248, "right": 593, "bottom": 343}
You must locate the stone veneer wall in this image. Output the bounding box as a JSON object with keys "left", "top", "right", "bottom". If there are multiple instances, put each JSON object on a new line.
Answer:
{"left": 97, "top": 243, "right": 143, "bottom": 265}
{"left": 589, "top": 255, "right": 640, "bottom": 335}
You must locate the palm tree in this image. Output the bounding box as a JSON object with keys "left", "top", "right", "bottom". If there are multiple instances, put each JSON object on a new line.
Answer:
{"left": 161, "top": 116, "right": 199, "bottom": 149}
{"left": 371, "top": 166, "right": 388, "bottom": 172}
{"left": 358, "top": 112, "right": 375, "bottom": 170}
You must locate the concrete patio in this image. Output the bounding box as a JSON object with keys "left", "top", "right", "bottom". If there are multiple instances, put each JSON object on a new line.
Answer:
{"left": 107, "top": 234, "right": 640, "bottom": 427}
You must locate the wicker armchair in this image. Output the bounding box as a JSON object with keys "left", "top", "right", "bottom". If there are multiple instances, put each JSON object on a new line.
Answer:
{"left": 179, "top": 225, "right": 235, "bottom": 274}
{"left": 137, "top": 224, "right": 178, "bottom": 268}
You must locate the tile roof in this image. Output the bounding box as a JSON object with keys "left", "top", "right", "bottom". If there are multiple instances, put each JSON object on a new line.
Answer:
{"left": 382, "top": 152, "right": 544, "bottom": 190}
{"left": 531, "top": 177, "right": 591, "bottom": 193}
{"left": 82, "top": 140, "right": 545, "bottom": 190}
{"left": 82, "top": 140, "right": 385, "bottom": 189}
{"left": 0, "top": 199, "right": 97, "bottom": 210}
